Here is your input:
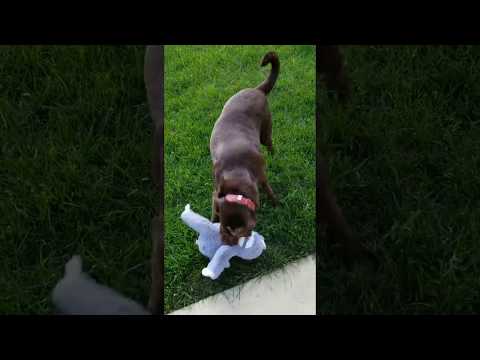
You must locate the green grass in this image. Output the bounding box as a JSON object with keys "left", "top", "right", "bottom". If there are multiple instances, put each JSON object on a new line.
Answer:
{"left": 318, "top": 46, "right": 480, "bottom": 314}
{"left": 164, "top": 45, "right": 316, "bottom": 312}
{"left": 0, "top": 46, "right": 157, "bottom": 314}
{"left": 8, "top": 45, "right": 473, "bottom": 315}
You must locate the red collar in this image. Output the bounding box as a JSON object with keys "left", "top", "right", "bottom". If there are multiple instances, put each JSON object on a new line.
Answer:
{"left": 225, "top": 194, "right": 256, "bottom": 212}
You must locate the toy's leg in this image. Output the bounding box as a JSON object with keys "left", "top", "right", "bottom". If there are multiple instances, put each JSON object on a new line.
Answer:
{"left": 53, "top": 256, "right": 150, "bottom": 315}
{"left": 203, "top": 245, "right": 240, "bottom": 280}
{"left": 238, "top": 239, "right": 266, "bottom": 260}
{"left": 181, "top": 205, "right": 214, "bottom": 234}
{"left": 197, "top": 228, "right": 223, "bottom": 260}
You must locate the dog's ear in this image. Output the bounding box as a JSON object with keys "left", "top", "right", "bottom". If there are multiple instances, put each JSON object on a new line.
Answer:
{"left": 215, "top": 196, "right": 225, "bottom": 220}
{"left": 216, "top": 181, "right": 226, "bottom": 198}
{"left": 213, "top": 160, "right": 223, "bottom": 185}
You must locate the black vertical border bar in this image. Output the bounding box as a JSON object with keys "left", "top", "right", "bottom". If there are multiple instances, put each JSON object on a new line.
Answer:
{"left": 144, "top": 45, "right": 165, "bottom": 315}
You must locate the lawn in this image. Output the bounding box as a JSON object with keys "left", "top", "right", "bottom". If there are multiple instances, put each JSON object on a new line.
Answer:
{"left": 318, "top": 46, "right": 480, "bottom": 314}
{"left": 164, "top": 45, "right": 316, "bottom": 312}
{"left": 0, "top": 46, "right": 157, "bottom": 314}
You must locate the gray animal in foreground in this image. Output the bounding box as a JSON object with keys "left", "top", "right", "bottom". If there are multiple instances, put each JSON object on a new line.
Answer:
{"left": 52, "top": 255, "right": 150, "bottom": 315}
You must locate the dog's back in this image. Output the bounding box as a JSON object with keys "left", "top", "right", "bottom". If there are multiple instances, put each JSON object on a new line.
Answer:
{"left": 210, "top": 52, "right": 279, "bottom": 163}
{"left": 211, "top": 89, "right": 267, "bottom": 161}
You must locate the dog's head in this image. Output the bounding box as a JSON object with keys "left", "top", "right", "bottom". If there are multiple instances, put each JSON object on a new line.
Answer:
{"left": 217, "top": 199, "right": 256, "bottom": 245}
{"left": 215, "top": 178, "right": 258, "bottom": 246}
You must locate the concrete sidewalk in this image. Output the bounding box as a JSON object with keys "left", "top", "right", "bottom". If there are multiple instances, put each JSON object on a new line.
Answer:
{"left": 169, "top": 254, "right": 316, "bottom": 315}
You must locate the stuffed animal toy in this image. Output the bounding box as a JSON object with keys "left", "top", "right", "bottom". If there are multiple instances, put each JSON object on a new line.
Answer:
{"left": 52, "top": 255, "right": 150, "bottom": 315}
{"left": 180, "top": 204, "right": 266, "bottom": 280}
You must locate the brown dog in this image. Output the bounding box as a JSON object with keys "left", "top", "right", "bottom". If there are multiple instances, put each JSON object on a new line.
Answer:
{"left": 317, "top": 46, "right": 378, "bottom": 269}
{"left": 210, "top": 52, "right": 279, "bottom": 246}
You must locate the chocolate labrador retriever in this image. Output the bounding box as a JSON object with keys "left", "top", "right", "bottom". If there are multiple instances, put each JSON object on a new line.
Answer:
{"left": 210, "top": 52, "right": 279, "bottom": 246}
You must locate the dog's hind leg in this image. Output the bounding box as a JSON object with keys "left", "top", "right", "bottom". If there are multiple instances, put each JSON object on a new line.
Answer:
{"left": 261, "top": 178, "right": 278, "bottom": 206}
{"left": 260, "top": 110, "right": 274, "bottom": 155}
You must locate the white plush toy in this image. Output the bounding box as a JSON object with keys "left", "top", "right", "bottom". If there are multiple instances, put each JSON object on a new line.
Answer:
{"left": 52, "top": 255, "right": 150, "bottom": 315}
{"left": 181, "top": 204, "right": 266, "bottom": 280}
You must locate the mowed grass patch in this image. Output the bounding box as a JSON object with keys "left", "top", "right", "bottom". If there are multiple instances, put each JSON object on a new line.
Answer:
{"left": 318, "top": 46, "right": 480, "bottom": 314}
{"left": 165, "top": 45, "right": 316, "bottom": 312}
{"left": 0, "top": 46, "right": 157, "bottom": 314}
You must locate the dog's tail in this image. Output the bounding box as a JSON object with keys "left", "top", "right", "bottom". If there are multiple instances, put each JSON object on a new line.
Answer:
{"left": 256, "top": 52, "right": 280, "bottom": 95}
